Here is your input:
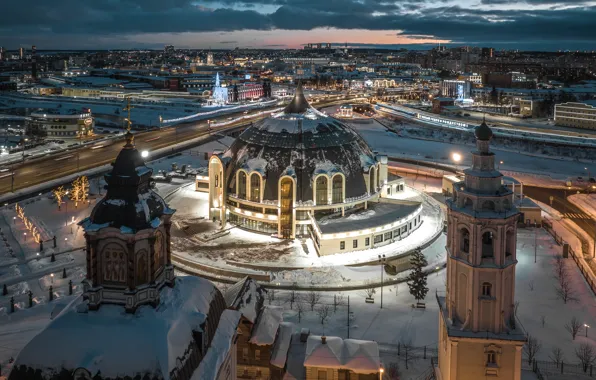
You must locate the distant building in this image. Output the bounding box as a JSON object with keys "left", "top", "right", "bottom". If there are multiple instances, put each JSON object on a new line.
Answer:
{"left": 457, "top": 73, "right": 482, "bottom": 85}
{"left": 28, "top": 109, "right": 94, "bottom": 139}
{"left": 19, "top": 47, "right": 24, "bottom": 60}
{"left": 481, "top": 47, "right": 494, "bottom": 58}
{"left": 482, "top": 72, "right": 536, "bottom": 89}
{"left": 164, "top": 44, "right": 175, "bottom": 55}
{"left": 207, "top": 52, "right": 214, "bottom": 66}
{"left": 0, "top": 46, "right": 4, "bottom": 61}
{"left": 212, "top": 72, "right": 229, "bottom": 105}
{"left": 441, "top": 80, "right": 472, "bottom": 99}
{"left": 555, "top": 100, "right": 596, "bottom": 130}
{"left": 519, "top": 98, "right": 543, "bottom": 118}
{"left": 432, "top": 97, "right": 455, "bottom": 114}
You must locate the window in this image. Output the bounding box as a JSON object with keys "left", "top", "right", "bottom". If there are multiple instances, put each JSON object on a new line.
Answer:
{"left": 255, "top": 349, "right": 261, "bottom": 360}
{"left": 136, "top": 251, "right": 148, "bottom": 285}
{"left": 242, "top": 347, "right": 248, "bottom": 360}
{"left": 384, "top": 231, "right": 392, "bottom": 240}
{"left": 250, "top": 173, "right": 260, "bottom": 202}
{"left": 256, "top": 370, "right": 262, "bottom": 378}
{"left": 460, "top": 228, "right": 470, "bottom": 253}
{"left": 238, "top": 171, "right": 247, "bottom": 199}
{"left": 482, "top": 282, "right": 492, "bottom": 297}
{"left": 374, "top": 235, "right": 383, "bottom": 244}
{"left": 243, "top": 368, "right": 249, "bottom": 376}
{"left": 486, "top": 351, "right": 497, "bottom": 365}
{"left": 332, "top": 175, "right": 343, "bottom": 203}
{"left": 365, "top": 237, "right": 370, "bottom": 246}
{"left": 482, "top": 231, "right": 494, "bottom": 258}
{"left": 318, "top": 370, "right": 328, "bottom": 380}
{"left": 340, "top": 241, "right": 345, "bottom": 250}
{"left": 353, "top": 239, "right": 358, "bottom": 249}
{"left": 316, "top": 176, "right": 329, "bottom": 205}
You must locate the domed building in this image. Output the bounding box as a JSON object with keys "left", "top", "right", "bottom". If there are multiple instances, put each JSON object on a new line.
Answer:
{"left": 205, "top": 85, "right": 422, "bottom": 256}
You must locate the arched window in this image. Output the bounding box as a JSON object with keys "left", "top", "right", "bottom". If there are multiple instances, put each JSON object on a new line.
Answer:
{"left": 102, "top": 244, "right": 126, "bottom": 283}
{"left": 506, "top": 229, "right": 515, "bottom": 258}
{"left": 460, "top": 228, "right": 470, "bottom": 253}
{"left": 369, "top": 167, "right": 376, "bottom": 194}
{"left": 238, "top": 171, "right": 247, "bottom": 199}
{"left": 316, "top": 176, "right": 328, "bottom": 205}
{"left": 482, "top": 200, "right": 496, "bottom": 211}
{"left": 136, "top": 250, "right": 148, "bottom": 285}
{"left": 332, "top": 175, "right": 343, "bottom": 204}
{"left": 250, "top": 173, "right": 260, "bottom": 202}
{"left": 503, "top": 198, "right": 511, "bottom": 210}
{"left": 482, "top": 282, "right": 492, "bottom": 297}
{"left": 464, "top": 198, "right": 473, "bottom": 208}
{"left": 482, "top": 231, "right": 494, "bottom": 258}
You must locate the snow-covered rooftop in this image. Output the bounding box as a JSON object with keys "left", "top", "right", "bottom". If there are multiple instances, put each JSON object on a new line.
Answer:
{"left": 270, "top": 322, "right": 295, "bottom": 368}
{"left": 224, "top": 277, "right": 265, "bottom": 324}
{"left": 12, "top": 276, "right": 220, "bottom": 379}
{"left": 304, "top": 335, "right": 380, "bottom": 374}
{"left": 192, "top": 309, "right": 241, "bottom": 380}
{"left": 249, "top": 305, "right": 284, "bottom": 346}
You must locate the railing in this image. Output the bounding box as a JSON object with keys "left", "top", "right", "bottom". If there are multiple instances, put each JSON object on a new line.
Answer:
{"left": 534, "top": 359, "right": 595, "bottom": 378}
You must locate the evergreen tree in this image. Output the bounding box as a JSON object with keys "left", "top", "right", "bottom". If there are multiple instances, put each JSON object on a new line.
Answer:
{"left": 2, "top": 283, "right": 7, "bottom": 296}
{"left": 62, "top": 268, "right": 67, "bottom": 279}
{"left": 406, "top": 249, "right": 429, "bottom": 303}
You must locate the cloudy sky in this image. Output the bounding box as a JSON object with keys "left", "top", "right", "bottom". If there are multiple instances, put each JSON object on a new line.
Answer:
{"left": 1, "top": 0, "right": 595, "bottom": 50}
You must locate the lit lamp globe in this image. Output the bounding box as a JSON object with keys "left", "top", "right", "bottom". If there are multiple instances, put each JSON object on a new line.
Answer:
{"left": 141, "top": 150, "right": 149, "bottom": 158}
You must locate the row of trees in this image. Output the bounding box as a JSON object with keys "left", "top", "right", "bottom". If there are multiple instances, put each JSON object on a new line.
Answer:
{"left": 52, "top": 176, "right": 90, "bottom": 210}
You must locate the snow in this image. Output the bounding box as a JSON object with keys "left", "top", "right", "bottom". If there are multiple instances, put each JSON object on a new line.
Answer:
{"left": 270, "top": 322, "right": 295, "bottom": 368}
{"left": 249, "top": 305, "right": 284, "bottom": 346}
{"left": 12, "top": 276, "right": 219, "bottom": 379}
{"left": 225, "top": 277, "right": 265, "bottom": 324}
{"left": 304, "top": 335, "right": 380, "bottom": 374}
{"left": 193, "top": 309, "right": 241, "bottom": 380}
{"left": 568, "top": 193, "right": 596, "bottom": 219}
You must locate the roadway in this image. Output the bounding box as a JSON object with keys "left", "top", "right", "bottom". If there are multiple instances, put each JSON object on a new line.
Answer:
{"left": 523, "top": 186, "right": 595, "bottom": 243}
{"left": 0, "top": 96, "right": 362, "bottom": 196}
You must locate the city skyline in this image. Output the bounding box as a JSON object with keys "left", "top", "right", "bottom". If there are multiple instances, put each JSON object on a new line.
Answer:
{"left": 1, "top": 0, "right": 595, "bottom": 50}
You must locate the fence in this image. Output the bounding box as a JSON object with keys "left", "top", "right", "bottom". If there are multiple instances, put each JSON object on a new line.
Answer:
{"left": 543, "top": 218, "right": 596, "bottom": 297}
{"left": 534, "top": 359, "right": 595, "bottom": 378}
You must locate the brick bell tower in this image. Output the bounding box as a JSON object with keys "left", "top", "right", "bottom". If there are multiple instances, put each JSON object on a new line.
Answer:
{"left": 436, "top": 120, "right": 526, "bottom": 380}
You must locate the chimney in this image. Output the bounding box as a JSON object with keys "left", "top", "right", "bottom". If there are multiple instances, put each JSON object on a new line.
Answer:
{"left": 300, "top": 328, "right": 310, "bottom": 343}
{"left": 321, "top": 336, "right": 327, "bottom": 345}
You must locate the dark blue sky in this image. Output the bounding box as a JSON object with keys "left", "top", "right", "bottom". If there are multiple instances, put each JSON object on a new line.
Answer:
{"left": 1, "top": 0, "right": 595, "bottom": 50}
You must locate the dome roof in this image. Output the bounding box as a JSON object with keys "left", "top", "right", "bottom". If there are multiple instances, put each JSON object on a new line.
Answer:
{"left": 86, "top": 133, "right": 174, "bottom": 232}
{"left": 220, "top": 89, "right": 378, "bottom": 203}
{"left": 475, "top": 119, "right": 493, "bottom": 140}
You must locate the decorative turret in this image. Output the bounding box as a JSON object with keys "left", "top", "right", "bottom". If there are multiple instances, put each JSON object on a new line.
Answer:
{"left": 80, "top": 123, "right": 175, "bottom": 313}
{"left": 284, "top": 82, "right": 310, "bottom": 114}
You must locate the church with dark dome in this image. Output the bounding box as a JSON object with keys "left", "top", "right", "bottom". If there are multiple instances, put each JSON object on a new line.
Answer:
{"left": 204, "top": 85, "right": 422, "bottom": 256}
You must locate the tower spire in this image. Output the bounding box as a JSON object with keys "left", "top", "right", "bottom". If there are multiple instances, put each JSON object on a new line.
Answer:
{"left": 122, "top": 97, "right": 135, "bottom": 147}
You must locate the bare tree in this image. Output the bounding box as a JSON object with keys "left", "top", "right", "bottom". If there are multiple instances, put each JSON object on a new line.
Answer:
{"left": 514, "top": 301, "right": 520, "bottom": 316}
{"left": 553, "top": 255, "right": 565, "bottom": 281}
{"left": 528, "top": 280, "right": 534, "bottom": 291}
{"left": 385, "top": 362, "right": 400, "bottom": 380}
{"left": 363, "top": 280, "right": 376, "bottom": 299}
{"left": 267, "top": 288, "right": 276, "bottom": 305}
{"left": 575, "top": 343, "right": 596, "bottom": 372}
{"left": 295, "top": 302, "right": 306, "bottom": 323}
{"left": 555, "top": 272, "right": 578, "bottom": 304}
{"left": 541, "top": 315, "right": 546, "bottom": 328}
{"left": 317, "top": 305, "right": 331, "bottom": 325}
{"left": 333, "top": 294, "right": 346, "bottom": 312}
{"left": 400, "top": 339, "right": 414, "bottom": 370}
{"left": 306, "top": 289, "right": 321, "bottom": 311}
{"left": 549, "top": 347, "right": 564, "bottom": 368}
{"left": 524, "top": 335, "right": 542, "bottom": 365}
{"left": 565, "top": 316, "right": 582, "bottom": 340}
{"left": 289, "top": 288, "right": 297, "bottom": 310}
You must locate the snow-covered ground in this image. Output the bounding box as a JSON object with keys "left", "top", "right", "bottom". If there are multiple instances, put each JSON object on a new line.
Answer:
{"left": 242, "top": 228, "right": 596, "bottom": 379}
{"left": 349, "top": 119, "right": 596, "bottom": 180}
{"left": 568, "top": 193, "right": 596, "bottom": 220}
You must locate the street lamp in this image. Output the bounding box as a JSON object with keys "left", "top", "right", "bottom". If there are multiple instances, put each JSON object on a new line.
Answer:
{"left": 141, "top": 150, "right": 149, "bottom": 158}
{"left": 378, "top": 254, "right": 386, "bottom": 309}
{"left": 50, "top": 273, "right": 54, "bottom": 284}
{"left": 379, "top": 367, "right": 384, "bottom": 380}
{"left": 585, "top": 167, "right": 591, "bottom": 181}
{"left": 499, "top": 160, "right": 504, "bottom": 170}
{"left": 585, "top": 324, "right": 590, "bottom": 338}
{"left": 452, "top": 152, "right": 462, "bottom": 172}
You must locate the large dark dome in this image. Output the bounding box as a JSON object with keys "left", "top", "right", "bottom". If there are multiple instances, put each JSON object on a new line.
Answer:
{"left": 88, "top": 133, "right": 173, "bottom": 232}
{"left": 221, "top": 86, "right": 377, "bottom": 203}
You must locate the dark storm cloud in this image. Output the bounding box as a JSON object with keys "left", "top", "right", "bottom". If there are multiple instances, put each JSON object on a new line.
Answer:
{"left": 1, "top": 0, "right": 595, "bottom": 49}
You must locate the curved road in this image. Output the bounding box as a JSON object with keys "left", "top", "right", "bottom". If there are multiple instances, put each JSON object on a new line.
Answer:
{"left": 0, "top": 97, "right": 363, "bottom": 196}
